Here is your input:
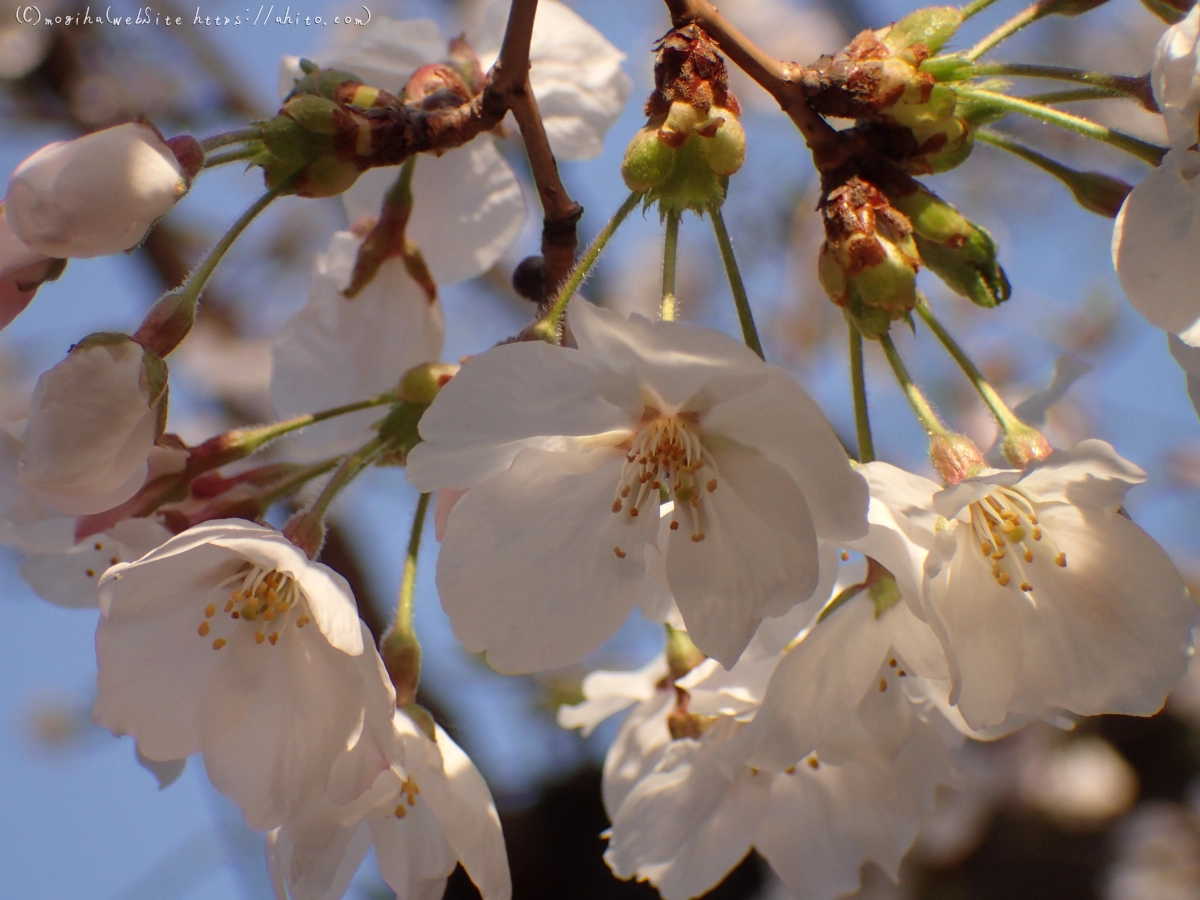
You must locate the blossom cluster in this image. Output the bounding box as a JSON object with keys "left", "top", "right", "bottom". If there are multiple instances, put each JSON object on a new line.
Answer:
{"left": 2, "top": 1, "right": 1200, "bottom": 899}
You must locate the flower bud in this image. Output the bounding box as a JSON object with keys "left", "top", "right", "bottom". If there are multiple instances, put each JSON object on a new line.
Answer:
{"left": 4, "top": 122, "right": 190, "bottom": 258}
{"left": 819, "top": 177, "right": 920, "bottom": 333}
{"left": 1000, "top": 422, "right": 1053, "bottom": 468}
{"left": 397, "top": 362, "right": 459, "bottom": 406}
{"left": 19, "top": 334, "right": 168, "bottom": 514}
{"left": 402, "top": 63, "right": 472, "bottom": 110}
{"left": 1141, "top": 0, "right": 1193, "bottom": 24}
{"left": 665, "top": 625, "right": 705, "bottom": 681}
{"left": 929, "top": 431, "right": 987, "bottom": 485}
{"left": 446, "top": 36, "right": 486, "bottom": 96}
{"left": 889, "top": 184, "right": 1010, "bottom": 307}
{"left": 380, "top": 627, "right": 421, "bottom": 707}
{"left": 881, "top": 7, "right": 963, "bottom": 58}
{"left": 1, "top": 212, "right": 64, "bottom": 331}
{"left": 1041, "top": 0, "right": 1112, "bottom": 15}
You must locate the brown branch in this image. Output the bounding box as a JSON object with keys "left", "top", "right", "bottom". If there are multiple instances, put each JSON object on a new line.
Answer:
{"left": 508, "top": 78, "right": 583, "bottom": 301}
{"left": 661, "top": 0, "right": 845, "bottom": 165}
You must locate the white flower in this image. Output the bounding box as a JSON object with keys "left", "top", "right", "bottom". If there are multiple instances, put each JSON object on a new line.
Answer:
{"left": 1113, "top": 147, "right": 1200, "bottom": 339}
{"left": 4, "top": 122, "right": 188, "bottom": 258}
{"left": 1, "top": 210, "right": 56, "bottom": 331}
{"left": 564, "top": 630, "right": 956, "bottom": 900}
{"left": 270, "top": 230, "right": 445, "bottom": 451}
{"left": 865, "top": 446, "right": 1197, "bottom": 731}
{"left": 406, "top": 299, "right": 868, "bottom": 672}
{"left": 1152, "top": 3, "right": 1200, "bottom": 152}
{"left": 268, "top": 707, "right": 511, "bottom": 900}
{"left": 1169, "top": 332, "right": 1200, "bottom": 418}
{"left": 282, "top": 0, "right": 631, "bottom": 286}
{"left": 93, "top": 519, "right": 383, "bottom": 830}
{"left": 19, "top": 335, "right": 167, "bottom": 515}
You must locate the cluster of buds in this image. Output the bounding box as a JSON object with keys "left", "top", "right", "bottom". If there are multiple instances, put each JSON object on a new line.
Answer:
{"left": 253, "top": 38, "right": 487, "bottom": 199}
{"left": 803, "top": 7, "right": 971, "bottom": 174}
{"left": 819, "top": 171, "right": 1009, "bottom": 334}
{"left": 621, "top": 25, "right": 746, "bottom": 214}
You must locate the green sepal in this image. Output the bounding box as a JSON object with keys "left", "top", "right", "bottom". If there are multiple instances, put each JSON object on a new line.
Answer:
{"left": 883, "top": 6, "right": 963, "bottom": 57}
{"left": 915, "top": 234, "right": 1011, "bottom": 308}
{"left": 375, "top": 402, "right": 426, "bottom": 464}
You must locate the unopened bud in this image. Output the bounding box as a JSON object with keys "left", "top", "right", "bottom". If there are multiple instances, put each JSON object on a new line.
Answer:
{"left": 622, "top": 123, "right": 678, "bottom": 194}
{"left": 398, "top": 362, "right": 459, "bottom": 405}
{"left": 286, "top": 65, "right": 368, "bottom": 101}
{"left": 820, "top": 178, "right": 920, "bottom": 324}
{"left": 446, "top": 36, "right": 486, "bottom": 95}
{"left": 1000, "top": 422, "right": 1053, "bottom": 468}
{"left": 1062, "top": 169, "right": 1132, "bottom": 218}
{"left": 889, "top": 184, "right": 1010, "bottom": 307}
{"left": 380, "top": 628, "right": 421, "bottom": 707}
{"left": 282, "top": 510, "right": 326, "bottom": 559}
{"left": 511, "top": 256, "right": 546, "bottom": 302}
{"left": 282, "top": 94, "right": 343, "bottom": 135}
{"left": 1039, "top": 0, "right": 1111, "bottom": 15}
{"left": 929, "top": 432, "right": 987, "bottom": 485}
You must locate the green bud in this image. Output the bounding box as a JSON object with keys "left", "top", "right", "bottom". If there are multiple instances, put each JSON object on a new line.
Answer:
{"left": 398, "top": 362, "right": 459, "bottom": 405}
{"left": 1062, "top": 169, "right": 1133, "bottom": 218}
{"left": 882, "top": 6, "right": 963, "bottom": 57}
{"left": 1040, "top": 0, "right": 1111, "bottom": 15}
{"left": 286, "top": 67, "right": 367, "bottom": 102}
{"left": 645, "top": 134, "right": 727, "bottom": 214}
{"left": 852, "top": 233, "right": 920, "bottom": 312}
{"left": 699, "top": 112, "right": 746, "bottom": 177}
{"left": 915, "top": 233, "right": 1010, "bottom": 308}
{"left": 380, "top": 628, "right": 421, "bottom": 707}
{"left": 375, "top": 401, "right": 425, "bottom": 464}
{"left": 891, "top": 186, "right": 973, "bottom": 246}
{"left": 622, "top": 123, "right": 677, "bottom": 194}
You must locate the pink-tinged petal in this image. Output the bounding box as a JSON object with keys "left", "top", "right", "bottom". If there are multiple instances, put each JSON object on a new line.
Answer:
{"left": 557, "top": 654, "right": 670, "bottom": 736}
{"left": 1015, "top": 440, "right": 1145, "bottom": 509}
{"left": 665, "top": 440, "right": 819, "bottom": 668}
{"left": 604, "top": 722, "right": 771, "bottom": 900}
{"left": 435, "top": 447, "right": 655, "bottom": 673}
{"left": 601, "top": 691, "right": 674, "bottom": 819}
{"left": 700, "top": 367, "right": 869, "bottom": 544}
{"left": 1114, "top": 149, "right": 1200, "bottom": 336}
{"left": 342, "top": 140, "right": 525, "bottom": 287}
{"left": 567, "top": 298, "right": 765, "bottom": 412}
{"left": 433, "top": 488, "right": 468, "bottom": 542}
{"left": 680, "top": 654, "right": 782, "bottom": 718}
{"left": 402, "top": 718, "right": 512, "bottom": 900}
{"left": 744, "top": 597, "right": 893, "bottom": 771}
{"left": 200, "top": 623, "right": 375, "bottom": 830}
{"left": 407, "top": 342, "right": 639, "bottom": 492}
{"left": 5, "top": 122, "right": 186, "bottom": 258}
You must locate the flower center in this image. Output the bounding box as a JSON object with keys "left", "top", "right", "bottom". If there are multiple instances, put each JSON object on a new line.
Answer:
{"left": 196, "top": 566, "right": 312, "bottom": 650}
{"left": 610, "top": 414, "right": 717, "bottom": 555}
{"left": 392, "top": 777, "right": 420, "bottom": 819}
{"left": 968, "top": 487, "right": 1066, "bottom": 595}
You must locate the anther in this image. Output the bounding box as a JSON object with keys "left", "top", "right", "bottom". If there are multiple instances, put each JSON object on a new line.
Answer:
{"left": 889, "top": 658, "right": 897, "bottom": 668}
{"left": 1024, "top": 549, "right": 1034, "bottom": 563}
{"left": 897, "top": 669, "right": 906, "bottom": 677}
{"left": 840, "top": 550, "right": 850, "bottom": 561}
{"left": 394, "top": 804, "right": 407, "bottom": 818}
{"left": 109, "top": 557, "right": 119, "bottom": 565}
{"left": 691, "top": 533, "right": 705, "bottom": 543}
{"left": 224, "top": 600, "right": 234, "bottom": 613}
{"left": 669, "top": 521, "right": 680, "bottom": 531}
{"left": 706, "top": 479, "right": 718, "bottom": 492}
{"left": 1020, "top": 582, "right": 1032, "bottom": 592}
{"left": 611, "top": 500, "right": 622, "bottom": 513}
{"left": 255, "top": 631, "right": 266, "bottom": 644}
{"left": 268, "top": 632, "right": 279, "bottom": 645}
{"left": 1055, "top": 552, "right": 1067, "bottom": 567}
{"left": 629, "top": 507, "right": 639, "bottom": 517}
{"left": 198, "top": 621, "right": 211, "bottom": 637}
{"left": 204, "top": 604, "right": 216, "bottom": 618}
{"left": 997, "top": 572, "right": 1011, "bottom": 587}
{"left": 879, "top": 678, "right": 888, "bottom": 692}
{"left": 613, "top": 547, "right": 627, "bottom": 559}
{"left": 212, "top": 638, "right": 227, "bottom": 650}
{"left": 86, "top": 569, "right": 95, "bottom": 578}
{"left": 296, "top": 616, "right": 310, "bottom": 628}
{"left": 94, "top": 542, "right": 102, "bottom": 551}
{"left": 807, "top": 756, "right": 820, "bottom": 770}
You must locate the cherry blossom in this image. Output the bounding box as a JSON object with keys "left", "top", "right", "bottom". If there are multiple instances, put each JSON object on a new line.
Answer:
{"left": 280, "top": 0, "right": 630, "bottom": 286}
{"left": 3, "top": 122, "right": 191, "bottom": 258}
{"left": 1, "top": 210, "right": 58, "bottom": 332}
{"left": 18, "top": 335, "right": 167, "bottom": 515}
{"left": 270, "top": 230, "right": 445, "bottom": 451}
{"left": 859, "top": 449, "right": 1198, "bottom": 731}
{"left": 93, "top": 519, "right": 384, "bottom": 830}
{"left": 406, "top": 298, "right": 868, "bottom": 672}
{"left": 268, "top": 706, "right": 511, "bottom": 900}
{"left": 1152, "top": 3, "right": 1200, "bottom": 153}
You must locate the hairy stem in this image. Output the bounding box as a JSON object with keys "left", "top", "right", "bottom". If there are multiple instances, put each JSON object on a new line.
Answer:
{"left": 661, "top": 210, "right": 681, "bottom": 322}
{"left": 395, "top": 492, "right": 432, "bottom": 636}
{"left": 961, "top": 0, "right": 1003, "bottom": 19}
{"left": 879, "top": 334, "right": 949, "bottom": 436}
{"left": 202, "top": 145, "right": 262, "bottom": 168}
{"left": 954, "top": 87, "right": 1167, "bottom": 164}
{"left": 543, "top": 191, "right": 641, "bottom": 327}
{"left": 849, "top": 324, "right": 875, "bottom": 464}
{"left": 969, "top": 62, "right": 1155, "bottom": 108}
{"left": 964, "top": 2, "right": 1047, "bottom": 61}
{"left": 200, "top": 128, "right": 262, "bottom": 152}
{"left": 710, "top": 206, "right": 764, "bottom": 360}
{"left": 307, "top": 436, "right": 388, "bottom": 524}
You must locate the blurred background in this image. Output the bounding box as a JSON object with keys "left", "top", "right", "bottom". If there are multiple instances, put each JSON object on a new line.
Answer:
{"left": 2, "top": 0, "right": 1200, "bottom": 897}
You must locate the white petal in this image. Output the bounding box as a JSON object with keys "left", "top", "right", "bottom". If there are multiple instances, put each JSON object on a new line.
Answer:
{"left": 406, "top": 341, "right": 639, "bottom": 491}
{"left": 1152, "top": 5, "right": 1200, "bottom": 150}
{"left": 341, "top": 140, "right": 526, "bottom": 287}
{"left": 744, "top": 597, "right": 893, "bottom": 771}
{"left": 701, "top": 366, "right": 869, "bottom": 544}
{"left": 436, "top": 447, "right": 656, "bottom": 672}
{"left": 19, "top": 339, "right": 158, "bottom": 515}
{"left": 271, "top": 231, "right": 445, "bottom": 452}
{"left": 1015, "top": 440, "right": 1145, "bottom": 509}
{"left": 605, "top": 724, "right": 771, "bottom": 900}
{"left": 477, "top": 0, "right": 631, "bottom": 160}
{"left": 1169, "top": 333, "right": 1200, "bottom": 417}
{"left": 406, "top": 718, "right": 512, "bottom": 900}
{"left": 665, "top": 440, "right": 819, "bottom": 668}
{"left": 601, "top": 691, "right": 674, "bottom": 819}
{"left": 557, "top": 654, "right": 670, "bottom": 736}
{"left": 315, "top": 17, "right": 445, "bottom": 94}
{"left": 1113, "top": 149, "right": 1200, "bottom": 336}
{"left": 742, "top": 541, "right": 839, "bottom": 661}
{"left": 200, "top": 623, "right": 375, "bottom": 830}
